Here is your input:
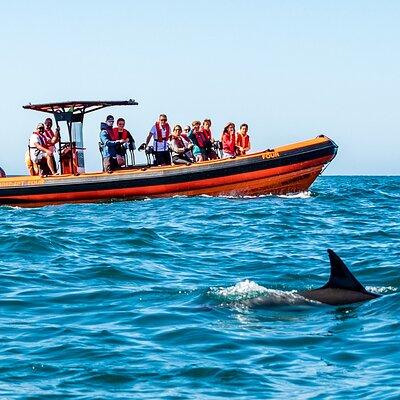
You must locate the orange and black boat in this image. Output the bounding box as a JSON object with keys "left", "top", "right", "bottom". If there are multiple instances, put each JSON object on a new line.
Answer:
{"left": 0, "top": 100, "right": 338, "bottom": 207}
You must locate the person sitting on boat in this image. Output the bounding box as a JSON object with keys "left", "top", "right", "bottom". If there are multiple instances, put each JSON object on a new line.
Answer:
{"left": 181, "top": 125, "right": 195, "bottom": 162}
{"left": 29, "top": 123, "right": 57, "bottom": 176}
{"left": 169, "top": 125, "right": 192, "bottom": 165}
{"left": 99, "top": 115, "right": 128, "bottom": 173}
{"left": 200, "top": 118, "right": 218, "bottom": 160}
{"left": 189, "top": 120, "right": 209, "bottom": 162}
{"left": 236, "top": 123, "right": 251, "bottom": 155}
{"left": 182, "top": 125, "right": 191, "bottom": 141}
{"left": 43, "top": 117, "right": 60, "bottom": 173}
{"left": 111, "top": 118, "right": 135, "bottom": 167}
{"left": 145, "top": 114, "right": 171, "bottom": 166}
{"left": 221, "top": 122, "right": 237, "bottom": 158}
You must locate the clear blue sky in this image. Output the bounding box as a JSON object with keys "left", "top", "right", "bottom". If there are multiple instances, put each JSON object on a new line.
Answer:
{"left": 0, "top": 0, "right": 399, "bottom": 175}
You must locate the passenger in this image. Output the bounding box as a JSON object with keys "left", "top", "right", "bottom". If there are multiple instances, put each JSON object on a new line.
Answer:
{"left": 43, "top": 118, "right": 60, "bottom": 173}
{"left": 236, "top": 123, "right": 251, "bottom": 155}
{"left": 182, "top": 125, "right": 191, "bottom": 142}
{"left": 29, "top": 123, "right": 56, "bottom": 176}
{"left": 181, "top": 125, "right": 195, "bottom": 162}
{"left": 201, "top": 119, "right": 213, "bottom": 141}
{"left": 221, "top": 122, "right": 236, "bottom": 158}
{"left": 145, "top": 114, "right": 171, "bottom": 165}
{"left": 169, "top": 125, "right": 192, "bottom": 165}
{"left": 189, "top": 120, "right": 208, "bottom": 162}
{"left": 111, "top": 118, "right": 135, "bottom": 167}
{"left": 200, "top": 118, "right": 218, "bottom": 160}
{"left": 99, "top": 115, "right": 128, "bottom": 173}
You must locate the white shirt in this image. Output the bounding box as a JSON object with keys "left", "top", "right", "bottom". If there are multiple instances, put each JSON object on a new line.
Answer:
{"left": 29, "top": 133, "right": 44, "bottom": 162}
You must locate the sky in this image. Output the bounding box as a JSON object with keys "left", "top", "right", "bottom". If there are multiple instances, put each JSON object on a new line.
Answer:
{"left": 0, "top": 0, "right": 399, "bottom": 175}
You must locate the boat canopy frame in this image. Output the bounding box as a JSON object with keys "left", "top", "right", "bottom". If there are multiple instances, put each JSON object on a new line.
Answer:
{"left": 23, "top": 100, "right": 138, "bottom": 175}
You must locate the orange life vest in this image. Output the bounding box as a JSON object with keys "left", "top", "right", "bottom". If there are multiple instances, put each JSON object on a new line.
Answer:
{"left": 237, "top": 133, "right": 250, "bottom": 150}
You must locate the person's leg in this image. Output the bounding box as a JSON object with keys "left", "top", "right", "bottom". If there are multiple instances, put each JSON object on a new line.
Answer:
{"left": 110, "top": 157, "right": 119, "bottom": 171}
{"left": 157, "top": 151, "right": 171, "bottom": 165}
{"left": 172, "top": 155, "right": 191, "bottom": 165}
{"left": 103, "top": 157, "right": 112, "bottom": 173}
{"left": 163, "top": 151, "right": 172, "bottom": 165}
{"left": 154, "top": 152, "right": 161, "bottom": 165}
{"left": 38, "top": 158, "right": 49, "bottom": 177}
{"left": 185, "top": 150, "right": 195, "bottom": 162}
{"left": 47, "top": 155, "right": 57, "bottom": 175}
{"left": 182, "top": 153, "right": 192, "bottom": 163}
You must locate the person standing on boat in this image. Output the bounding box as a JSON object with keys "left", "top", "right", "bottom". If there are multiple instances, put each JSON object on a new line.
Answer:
{"left": 145, "top": 114, "right": 171, "bottom": 165}
{"left": 236, "top": 123, "right": 251, "bottom": 155}
{"left": 221, "top": 122, "right": 237, "bottom": 158}
{"left": 99, "top": 115, "right": 128, "bottom": 173}
{"left": 43, "top": 117, "right": 60, "bottom": 173}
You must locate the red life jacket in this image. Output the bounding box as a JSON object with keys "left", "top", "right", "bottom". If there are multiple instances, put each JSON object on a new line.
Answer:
{"left": 33, "top": 131, "right": 47, "bottom": 147}
{"left": 111, "top": 128, "right": 130, "bottom": 141}
{"left": 43, "top": 128, "right": 55, "bottom": 146}
{"left": 195, "top": 130, "right": 208, "bottom": 148}
{"left": 200, "top": 127, "right": 212, "bottom": 141}
{"left": 175, "top": 136, "right": 185, "bottom": 149}
{"left": 155, "top": 122, "right": 170, "bottom": 142}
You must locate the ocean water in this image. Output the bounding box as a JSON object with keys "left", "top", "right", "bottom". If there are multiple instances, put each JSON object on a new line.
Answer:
{"left": 0, "top": 176, "right": 399, "bottom": 399}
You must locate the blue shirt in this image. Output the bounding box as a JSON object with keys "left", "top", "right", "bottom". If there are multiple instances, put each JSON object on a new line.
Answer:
{"left": 99, "top": 123, "right": 119, "bottom": 158}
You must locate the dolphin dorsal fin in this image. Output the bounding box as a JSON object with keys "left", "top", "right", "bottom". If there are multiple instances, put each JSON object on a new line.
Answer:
{"left": 322, "top": 249, "right": 368, "bottom": 293}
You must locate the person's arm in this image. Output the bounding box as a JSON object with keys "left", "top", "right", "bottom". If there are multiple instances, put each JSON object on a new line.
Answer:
{"left": 145, "top": 132, "right": 153, "bottom": 146}
{"left": 34, "top": 141, "right": 52, "bottom": 157}
{"left": 51, "top": 128, "right": 60, "bottom": 145}
{"left": 244, "top": 137, "right": 251, "bottom": 152}
{"left": 100, "top": 130, "right": 123, "bottom": 148}
{"left": 221, "top": 132, "right": 227, "bottom": 147}
{"left": 189, "top": 131, "right": 198, "bottom": 147}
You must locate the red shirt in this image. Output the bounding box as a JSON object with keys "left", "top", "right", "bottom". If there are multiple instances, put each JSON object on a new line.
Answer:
{"left": 222, "top": 132, "right": 236, "bottom": 155}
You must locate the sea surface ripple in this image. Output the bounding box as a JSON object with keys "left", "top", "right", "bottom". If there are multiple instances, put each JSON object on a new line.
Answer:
{"left": 0, "top": 176, "right": 399, "bottom": 399}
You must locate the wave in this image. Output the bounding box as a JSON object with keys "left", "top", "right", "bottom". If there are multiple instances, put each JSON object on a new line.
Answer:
{"left": 277, "top": 191, "right": 312, "bottom": 199}
{"left": 208, "top": 279, "right": 312, "bottom": 307}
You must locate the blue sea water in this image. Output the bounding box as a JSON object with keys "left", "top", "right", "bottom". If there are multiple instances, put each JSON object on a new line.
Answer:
{"left": 0, "top": 176, "right": 399, "bottom": 399}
